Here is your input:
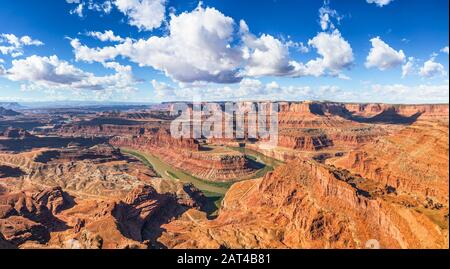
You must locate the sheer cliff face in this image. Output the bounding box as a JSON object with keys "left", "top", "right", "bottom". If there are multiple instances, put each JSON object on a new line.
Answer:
{"left": 343, "top": 103, "right": 449, "bottom": 119}
{"left": 155, "top": 103, "right": 449, "bottom": 249}
{"left": 158, "top": 158, "right": 448, "bottom": 249}
{"left": 1, "top": 102, "right": 448, "bottom": 249}
{"left": 110, "top": 129, "right": 258, "bottom": 182}
{"left": 329, "top": 120, "right": 449, "bottom": 206}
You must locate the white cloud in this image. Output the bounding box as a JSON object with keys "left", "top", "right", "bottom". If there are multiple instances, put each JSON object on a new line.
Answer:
{"left": 70, "top": 3, "right": 84, "bottom": 17}
{"left": 70, "top": 38, "right": 121, "bottom": 63}
{"left": 152, "top": 77, "right": 450, "bottom": 104}
{"left": 68, "top": 1, "right": 113, "bottom": 18}
{"left": 365, "top": 37, "right": 405, "bottom": 70}
{"left": 114, "top": 0, "right": 166, "bottom": 31}
{"left": 290, "top": 41, "right": 309, "bottom": 53}
{"left": 90, "top": 0, "right": 113, "bottom": 14}
{"left": 402, "top": 57, "right": 414, "bottom": 78}
{"left": 366, "top": 0, "right": 393, "bottom": 7}
{"left": 338, "top": 73, "right": 351, "bottom": 80}
{"left": 70, "top": 4, "right": 353, "bottom": 83}
{"left": 86, "top": 30, "right": 125, "bottom": 42}
{"left": 240, "top": 20, "right": 295, "bottom": 77}
{"left": 151, "top": 79, "right": 176, "bottom": 98}
{"left": 318, "top": 1, "right": 342, "bottom": 31}
{"left": 71, "top": 6, "right": 243, "bottom": 83}
{"left": 304, "top": 30, "right": 354, "bottom": 76}
{"left": 266, "top": 81, "right": 280, "bottom": 90}
{"left": 370, "top": 83, "right": 449, "bottom": 103}
{"left": 441, "top": 46, "right": 449, "bottom": 55}
{"left": 5, "top": 55, "right": 136, "bottom": 92}
{"left": 0, "top": 33, "right": 44, "bottom": 58}
{"left": 419, "top": 57, "right": 447, "bottom": 78}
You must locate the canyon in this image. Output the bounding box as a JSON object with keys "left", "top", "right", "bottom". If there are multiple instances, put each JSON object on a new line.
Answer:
{"left": 0, "top": 101, "right": 448, "bottom": 249}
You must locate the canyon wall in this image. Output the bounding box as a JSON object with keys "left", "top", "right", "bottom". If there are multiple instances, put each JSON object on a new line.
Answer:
{"left": 158, "top": 158, "right": 448, "bottom": 249}
{"left": 110, "top": 130, "right": 257, "bottom": 182}
{"left": 329, "top": 120, "right": 449, "bottom": 205}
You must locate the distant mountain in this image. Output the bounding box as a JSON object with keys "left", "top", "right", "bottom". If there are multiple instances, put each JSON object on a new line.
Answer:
{"left": 0, "top": 102, "right": 25, "bottom": 110}
{"left": 18, "top": 101, "right": 156, "bottom": 109}
{"left": 0, "top": 107, "right": 21, "bottom": 116}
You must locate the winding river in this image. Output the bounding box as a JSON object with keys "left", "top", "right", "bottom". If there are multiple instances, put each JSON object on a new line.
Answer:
{"left": 121, "top": 146, "right": 283, "bottom": 214}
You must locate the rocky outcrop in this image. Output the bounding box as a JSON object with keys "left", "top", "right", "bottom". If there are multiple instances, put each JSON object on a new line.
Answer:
{"left": 0, "top": 107, "right": 21, "bottom": 117}
{"left": 0, "top": 187, "right": 72, "bottom": 246}
{"left": 42, "top": 182, "right": 205, "bottom": 249}
{"left": 329, "top": 120, "right": 449, "bottom": 205}
{"left": 278, "top": 102, "right": 449, "bottom": 122}
{"left": 0, "top": 145, "right": 158, "bottom": 198}
{"left": 33, "top": 187, "right": 73, "bottom": 215}
{"left": 158, "top": 158, "right": 448, "bottom": 249}
{"left": 343, "top": 103, "right": 449, "bottom": 120}
{"left": 0, "top": 128, "right": 33, "bottom": 139}
{"left": 278, "top": 131, "right": 333, "bottom": 151}
{"left": 0, "top": 179, "right": 206, "bottom": 249}
{"left": 276, "top": 102, "right": 388, "bottom": 151}
{"left": 33, "top": 143, "right": 123, "bottom": 164}
{"left": 0, "top": 135, "right": 107, "bottom": 153}
{"left": 0, "top": 232, "right": 15, "bottom": 249}
{"left": 0, "top": 216, "right": 50, "bottom": 245}
{"left": 110, "top": 130, "right": 258, "bottom": 182}
{"left": 55, "top": 124, "right": 147, "bottom": 138}
{"left": 110, "top": 128, "right": 199, "bottom": 152}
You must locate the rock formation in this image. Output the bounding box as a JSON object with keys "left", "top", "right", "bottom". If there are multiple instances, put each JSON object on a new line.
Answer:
{"left": 110, "top": 129, "right": 258, "bottom": 182}
{"left": 329, "top": 120, "right": 449, "bottom": 205}
{"left": 0, "top": 143, "right": 207, "bottom": 249}
{"left": 0, "top": 107, "right": 21, "bottom": 117}
{"left": 158, "top": 158, "right": 448, "bottom": 249}
{"left": 1, "top": 101, "right": 448, "bottom": 249}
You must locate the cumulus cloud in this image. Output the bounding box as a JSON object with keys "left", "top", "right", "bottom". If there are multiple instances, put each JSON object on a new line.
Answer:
{"left": 0, "top": 33, "right": 44, "bottom": 57}
{"left": 5, "top": 55, "right": 136, "bottom": 91}
{"left": 365, "top": 37, "right": 405, "bottom": 70}
{"left": 114, "top": 0, "right": 166, "bottom": 31}
{"left": 86, "top": 30, "right": 125, "bottom": 42}
{"left": 419, "top": 57, "right": 447, "bottom": 78}
{"left": 240, "top": 20, "right": 295, "bottom": 77}
{"left": 71, "top": 6, "right": 243, "bottom": 83}
{"left": 70, "top": 4, "right": 354, "bottom": 83}
{"left": 401, "top": 57, "right": 414, "bottom": 78}
{"left": 240, "top": 28, "right": 354, "bottom": 78}
{"left": 441, "top": 46, "right": 449, "bottom": 55}
{"left": 366, "top": 0, "right": 393, "bottom": 7}
{"left": 303, "top": 30, "right": 354, "bottom": 76}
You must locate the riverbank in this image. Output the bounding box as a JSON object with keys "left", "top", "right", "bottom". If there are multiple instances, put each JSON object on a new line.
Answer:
{"left": 121, "top": 146, "right": 281, "bottom": 215}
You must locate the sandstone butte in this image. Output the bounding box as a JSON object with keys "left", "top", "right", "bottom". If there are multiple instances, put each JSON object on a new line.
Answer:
{"left": 0, "top": 102, "right": 448, "bottom": 249}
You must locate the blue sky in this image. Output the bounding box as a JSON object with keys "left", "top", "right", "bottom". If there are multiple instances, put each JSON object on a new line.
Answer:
{"left": 0, "top": 0, "right": 448, "bottom": 103}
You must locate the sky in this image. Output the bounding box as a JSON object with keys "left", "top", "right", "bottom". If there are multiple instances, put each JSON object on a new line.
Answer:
{"left": 0, "top": 0, "right": 448, "bottom": 104}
